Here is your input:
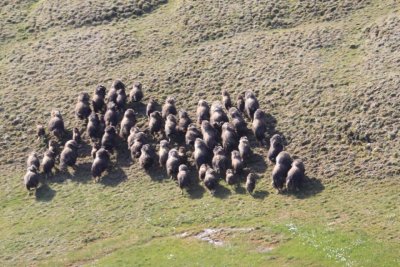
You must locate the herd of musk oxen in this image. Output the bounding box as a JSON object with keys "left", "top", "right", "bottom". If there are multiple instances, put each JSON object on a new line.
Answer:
{"left": 24, "top": 80, "right": 306, "bottom": 196}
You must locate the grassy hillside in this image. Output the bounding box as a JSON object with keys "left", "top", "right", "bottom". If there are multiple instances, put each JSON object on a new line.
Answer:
{"left": 0, "top": 0, "right": 399, "bottom": 266}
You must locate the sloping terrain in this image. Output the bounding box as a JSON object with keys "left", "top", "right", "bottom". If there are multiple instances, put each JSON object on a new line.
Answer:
{"left": 0, "top": 0, "right": 399, "bottom": 266}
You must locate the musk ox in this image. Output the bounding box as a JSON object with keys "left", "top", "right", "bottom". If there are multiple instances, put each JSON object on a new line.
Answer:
{"left": 201, "top": 120, "right": 218, "bottom": 150}
{"left": 222, "top": 90, "right": 232, "bottom": 110}
{"left": 221, "top": 122, "right": 239, "bottom": 153}
{"left": 246, "top": 173, "right": 257, "bottom": 194}
{"left": 119, "top": 109, "right": 136, "bottom": 139}
{"left": 48, "top": 110, "right": 65, "bottom": 139}
{"left": 165, "top": 114, "right": 177, "bottom": 142}
{"left": 231, "top": 150, "right": 243, "bottom": 175}
{"left": 87, "top": 112, "right": 102, "bottom": 141}
{"left": 72, "top": 127, "right": 82, "bottom": 144}
{"left": 115, "top": 88, "right": 127, "bottom": 111}
{"left": 74, "top": 92, "right": 91, "bottom": 120}
{"left": 106, "top": 87, "right": 117, "bottom": 104}
{"left": 178, "top": 146, "right": 188, "bottom": 166}
{"left": 101, "top": 126, "right": 117, "bottom": 154}
{"left": 268, "top": 134, "right": 284, "bottom": 164}
{"left": 185, "top": 123, "right": 202, "bottom": 146}
{"left": 252, "top": 109, "right": 267, "bottom": 145}
{"left": 177, "top": 110, "right": 192, "bottom": 134}
{"left": 196, "top": 100, "right": 210, "bottom": 125}
{"left": 41, "top": 149, "right": 56, "bottom": 178}
{"left": 244, "top": 90, "right": 259, "bottom": 121}
{"left": 204, "top": 168, "right": 218, "bottom": 194}
{"left": 139, "top": 144, "right": 155, "bottom": 171}
{"left": 146, "top": 98, "right": 157, "bottom": 117}
{"left": 27, "top": 151, "right": 40, "bottom": 169}
{"left": 60, "top": 140, "right": 79, "bottom": 170}
{"left": 24, "top": 165, "right": 40, "bottom": 191}
{"left": 236, "top": 93, "right": 245, "bottom": 113}
{"left": 286, "top": 159, "right": 305, "bottom": 192}
{"left": 36, "top": 124, "right": 45, "bottom": 140}
{"left": 92, "top": 85, "right": 106, "bottom": 113}
{"left": 238, "top": 136, "right": 251, "bottom": 161}
{"left": 177, "top": 164, "right": 190, "bottom": 192}
{"left": 148, "top": 111, "right": 163, "bottom": 136}
{"left": 272, "top": 151, "right": 293, "bottom": 193}
{"left": 162, "top": 96, "right": 177, "bottom": 119}
{"left": 129, "top": 82, "right": 144, "bottom": 102}
{"left": 194, "top": 138, "right": 211, "bottom": 169}
{"left": 210, "top": 101, "right": 229, "bottom": 130}
{"left": 198, "top": 163, "right": 209, "bottom": 181}
{"left": 212, "top": 146, "right": 229, "bottom": 177}
{"left": 166, "top": 149, "right": 180, "bottom": 178}
{"left": 225, "top": 169, "right": 235, "bottom": 185}
{"left": 91, "top": 148, "right": 110, "bottom": 181}
{"left": 158, "top": 140, "right": 169, "bottom": 167}
{"left": 127, "top": 127, "right": 143, "bottom": 148}
{"left": 91, "top": 142, "right": 100, "bottom": 159}
{"left": 104, "top": 102, "right": 119, "bottom": 127}
{"left": 229, "top": 107, "right": 247, "bottom": 136}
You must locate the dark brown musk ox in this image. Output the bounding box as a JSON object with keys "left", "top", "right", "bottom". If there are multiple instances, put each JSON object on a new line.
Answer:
{"left": 129, "top": 130, "right": 147, "bottom": 159}
{"left": 286, "top": 159, "right": 306, "bottom": 192}
{"left": 231, "top": 150, "right": 244, "bottom": 175}
{"left": 74, "top": 92, "right": 91, "bottom": 121}
{"left": 36, "top": 124, "right": 45, "bottom": 140}
{"left": 165, "top": 114, "right": 178, "bottom": 142}
{"left": 48, "top": 110, "right": 65, "bottom": 139}
{"left": 129, "top": 81, "right": 144, "bottom": 102}
{"left": 198, "top": 163, "right": 209, "bottom": 181}
{"left": 194, "top": 138, "right": 212, "bottom": 170}
{"left": 238, "top": 136, "right": 251, "bottom": 161}
{"left": 127, "top": 126, "right": 142, "bottom": 148}
{"left": 146, "top": 98, "right": 157, "bottom": 117}
{"left": 87, "top": 112, "right": 102, "bottom": 142}
{"left": 210, "top": 101, "right": 229, "bottom": 131}
{"left": 91, "top": 148, "right": 110, "bottom": 182}
{"left": 229, "top": 107, "right": 247, "bottom": 136}
{"left": 246, "top": 173, "right": 257, "bottom": 195}
{"left": 222, "top": 90, "right": 232, "bottom": 111}
{"left": 91, "top": 142, "right": 101, "bottom": 159}
{"left": 166, "top": 149, "right": 181, "bottom": 179}
{"left": 139, "top": 144, "right": 155, "bottom": 171}
{"left": 244, "top": 90, "right": 259, "bottom": 121}
{"left": 236, "top": 93, "right": 245, "bottom": 113}
{"left": 104, "top": 102, "right": 119, "bottom": 127}
{"left": 212, "top": 146, "right": 229, "bottom": 177}
{"left": 185, "top": 123, "right": 202, "bottom": 147}
{"left": 148, "top": 111, "right": 163, "bottom": 137}
{"left": 221, "top": 122, "right": 239, "bottom": 153}
{"left": 72, "top": 127, "right": 82, "bottom": 144}
{"left": 119, "top": 109, "right": 136, "bottom": 140}
{"left": 201, "top": 120, "right": 218, "bottom": 150}
{"left": 23, "top": 165, "right": 40, "bottom": 192}
{"left": 101, "top": 126, "right": 117, "bottom": 154}
{"left": 204, "top": 167, "right": 218, "bottom": 194}
{"left": 177, "top": 164, "right": 190, "bottom": 192}
{"left": 272, "top": 151, "right": 293, "bottom": 193}
{"left": 41, "top": 148, "right": 56, "bottom": 178}
{"left": 252, "top": 109, "right": 267, "bottom": 145}
{"left": 115, "top": 88, "right": 127, "bottom": 112}
{"left": 268, "top": 134, "right": 284, "bottom": 164}
{"left": 92, "top": 85, "right": 106, "bottom": 113}
{"left": 162, "top": 96, "right": 177, "bottom": 120}
{"left": 196, "top": 100, "right": 210, "bottom": 125}
{"left": 27, "top": 151, "right": 40, "bottom": 169}
{"left": 60, "top": 140, "right": 79, "bottom": 170}
{"left": 177, "top": 110, "right": 192, "bottom": 134}
{"left": 225, "top": 169, "right": 235, "bottom": 185}
{"left": 158, "top": 140, "right": 169, "bottom": 167}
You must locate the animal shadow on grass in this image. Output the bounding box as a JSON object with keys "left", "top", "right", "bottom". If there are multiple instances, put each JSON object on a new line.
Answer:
{"left": 68, "top": 162, "right": 93, "bottom": 184}
{"left": 115, "top": 141, "right": 132, "bottom": 168}
{"left": 291, "top": 176, "right": 325, "bottom": 199}
{"left": 146, "top": 166, "right": 168, "bottom": 182}
{"left": 247, "top": 153, "right": 268, "bottom": 173}
{"left": 252, "top": 190, "right": 269, "bottom": 199}
{"left": 186, "top": 170, "right": 206, "bottom": 199}
{"left": 214, "top": 184, "right": 232, "bottom": 199}
{"left": 35, "top": 183, "right": 56, "bottom": 202}
{"left": 99, "top": 165, "right": 127, "bottom": 187}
